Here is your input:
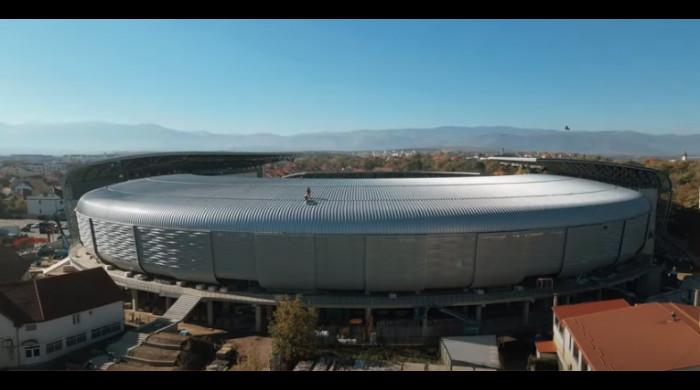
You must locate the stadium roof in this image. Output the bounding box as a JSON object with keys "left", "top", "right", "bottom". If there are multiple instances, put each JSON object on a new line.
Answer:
{"left": 77, "top": 173, "right": 650, "bottom": 235}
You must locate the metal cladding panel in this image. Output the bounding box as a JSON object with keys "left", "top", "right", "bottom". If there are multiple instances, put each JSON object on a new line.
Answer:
{"left": 76, "top": 212, "right": 95, "bottom": 255}
{"left": 424, "top": 234, "right": 476, "bottom": 289}
{"left": 618, "top": 215, "right": 649, "bottom": 262}
{"left": 255, "top": 234, "right": 315, "bottom": 290}
{"left": 75, "top": 174, "right": 651, "bottom": 235}
{"left": 314, "top": 235, "right": 366, "bottom": 291}
{"left": 472, "top": 229, "right": 565, "bottom": 288}
{"left": 560, "top": 221, "right": 624, "bottom": 277}
{"left": 135, "top": 227, "right": 217, "bottom": 284}
{"left": 365, "top": 236, "right": 426, "bottom": 292}
{"left": 91, "top": 219, "right": 142, "bottom": 273}
{"left": 211, "top": 231, "right": 257, "bottom": 281}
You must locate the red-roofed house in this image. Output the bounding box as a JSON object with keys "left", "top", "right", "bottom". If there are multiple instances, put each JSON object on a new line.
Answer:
{"left": 552, "top": 298, "right": 630, "bottom": 369}
{"left": 552, "top": 299, "right": 700, "bottom": 371}
{"left": 0, "top": 268, "right": 124, "bottom": 369}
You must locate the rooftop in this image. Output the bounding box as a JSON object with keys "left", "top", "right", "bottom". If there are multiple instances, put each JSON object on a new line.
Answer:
{"left": 0, "top": 268, "right": 123, "bottom": 326}
{"left": 563, "top": 302, "right": 700, "bottom": 371}
{"left": 553, "top": 298, "right": 630, "bottom": 320}
{"left": 440, "top": 335, "right": 501, "bottom": 370}
{"left": 535, "top": 340, "right": 557, "bottom": 354}
{"left": 0, "top": 247, "right": 33, "bottom": 284}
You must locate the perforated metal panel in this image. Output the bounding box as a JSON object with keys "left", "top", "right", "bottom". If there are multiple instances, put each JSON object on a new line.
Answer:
{"left": 76, "top": 212, "right": 95, "bottom": 255}
{"left": 314, "top": 235, "right": 366, "bottom": 290}
{"left": 424, "top": 234, "right": 476, "bottom": 289}
{"left": 561, "top": 221, "right": 624, "bottom": 277}
{"left": 136, "top": 227, "right": 216, "bottom": 284}
{"left": 212, "top": 231, "right": 257, "bottom": 281}
{"left": 618, "top": 215, "right": 649, "bottom": 262}
{"left": 366, "top": 236, "right": 427, "bottom": 292}
{"left": 473, "top": 229, "right": 565, "bottom": 288}
{"left": 255, "top": 234, "right": 315, "bottom": 290}
{"left": 91, "top": 219, "right": 142, "bottom": 273}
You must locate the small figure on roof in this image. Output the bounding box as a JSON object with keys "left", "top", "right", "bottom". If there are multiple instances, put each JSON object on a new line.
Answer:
{"left": 304, "top": 187, "right": 311, "bottom": 201}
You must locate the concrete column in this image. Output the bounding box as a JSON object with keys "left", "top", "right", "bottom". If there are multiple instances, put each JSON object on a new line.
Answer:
{"left": 131, "top": 289, "right": 139, "bottom": 311}
{"left": 364, "top": 308, "right": 372, "bottom": 326}
{"left": 421, "top": 315, "right": 429, "bottom": 340}
{"left": 207, "top": 300, "right": 214, "bottom": 327}
{"left": 475, "top": 305, "right": 482, "bottom": 323}
{"left": 255, "top": 305, "right": 263, "bottom": 332}
{"left": 694, "top": 290, "right": 700, "bottom": 307}
{"left": 595, "top": 289, "right": 603, "bottom": 301}
{"left": 165, "top": 297, "right": 172, "bottom": 310}
{"left": 522, "top": 301, "right": 530, "bottom": 326}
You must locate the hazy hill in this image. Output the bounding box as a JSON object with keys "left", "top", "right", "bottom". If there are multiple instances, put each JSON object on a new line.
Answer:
{"left": 0, "top": 122, "right": 697, "bottom": 156}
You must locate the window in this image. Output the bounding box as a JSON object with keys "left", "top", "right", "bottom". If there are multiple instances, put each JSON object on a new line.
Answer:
{"left": 91, "top": 322, "right": 121, "bottom": 339}
{"left": 573, "top": 342, "right": 579, "bottom": 361}
{"left": 583, "top": 359, "right": 589, "bottom": 371}
{"left": 73, "top": 313, "right": 81, "bottom": 324}
{"left": 38, "top": 200, "right": 42, "bottom": 205}
{"left": 46, "top": 340, "right": 63, "bottom": 354}
{"left": 25, "top": 324, "right": 37, "bottom": 331}
{"left": 66, "top": 332, "right": 87, "bottom": 347}
{"left": 24, "top": 346, "right": 40, "bottom": 358}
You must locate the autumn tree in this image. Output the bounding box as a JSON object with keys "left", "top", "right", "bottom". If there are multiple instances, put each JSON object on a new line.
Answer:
{"left": 268, "top": 295, "right": 318, "bottom": 368}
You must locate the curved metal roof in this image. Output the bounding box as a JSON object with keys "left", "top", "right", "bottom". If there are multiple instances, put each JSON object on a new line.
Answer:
{"left": 76, "top": 174, "right": 651, "bottom": 235}
{"left": 63, "top": 151, "right": 296, "bottom": 200}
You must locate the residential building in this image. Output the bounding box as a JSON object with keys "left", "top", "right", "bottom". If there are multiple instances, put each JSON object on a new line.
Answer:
{"left": 26, "top": 194, "right": 64, "bottom": 217}
{"left": 0, "top": 268, "right": 124, "bottom": 369}
{"left": 25, "top": 164, "right": 45, "bottom": 175}
{"left": 552, "top": 299, "right": 700, "bottom": 371}
{"left": 0, "top": 247, "right": 32, "bottom": 283}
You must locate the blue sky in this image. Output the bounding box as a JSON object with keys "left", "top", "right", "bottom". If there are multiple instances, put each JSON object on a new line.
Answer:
{"left": 0, "top": 19, "right": 699, "bottom": 135}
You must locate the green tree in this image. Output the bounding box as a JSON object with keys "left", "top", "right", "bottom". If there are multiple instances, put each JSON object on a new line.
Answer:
{"left": 268, "top": 295, "right": 318, "bottom": 368}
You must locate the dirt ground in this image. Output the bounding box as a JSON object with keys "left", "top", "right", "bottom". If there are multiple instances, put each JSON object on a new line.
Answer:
{"left": 129, "top": 345, "right": 180, "bottom": 362}
{"left": 227, "top": 336, "right": 272, "bottom": 371}
{"left": 177, "top": 322, "right": 228, "bottom": 337}
{"left": 147, "top": 332, "right": 189, "bottom": 346}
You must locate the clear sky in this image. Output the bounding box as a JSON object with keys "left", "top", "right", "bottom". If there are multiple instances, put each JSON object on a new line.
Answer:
{"left": 1, "top": 19, "right": 699, "bottom": 135}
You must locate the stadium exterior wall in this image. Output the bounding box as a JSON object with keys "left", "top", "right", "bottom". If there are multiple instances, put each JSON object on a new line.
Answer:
{"left": 75, "top": 174, "right": 652, "bottom": 292}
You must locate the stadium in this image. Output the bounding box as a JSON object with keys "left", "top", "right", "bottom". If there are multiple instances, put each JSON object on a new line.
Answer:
{"left": 65, "top": 153, "right": 671, "bottom": 338}
{"left": 75, "top": 174, "right": 651, "bottom": 292}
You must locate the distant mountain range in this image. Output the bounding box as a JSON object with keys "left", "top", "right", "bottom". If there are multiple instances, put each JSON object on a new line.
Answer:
{"left": 0, "top": 122, "right": 697, "bottom": 157}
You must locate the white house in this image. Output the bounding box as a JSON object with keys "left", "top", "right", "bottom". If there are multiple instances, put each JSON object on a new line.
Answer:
{"left": 26, "top": 194, "right": 64, "bottom": 217}
{"left": 0, "top": 268, "right": 124, "bottom": 369}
